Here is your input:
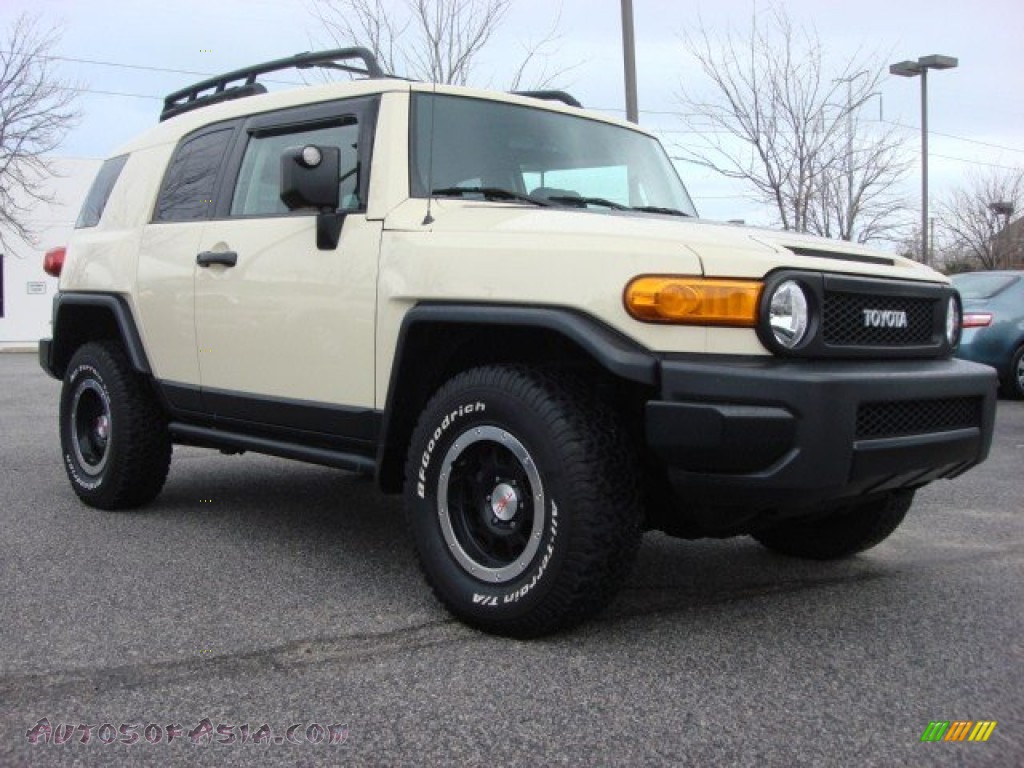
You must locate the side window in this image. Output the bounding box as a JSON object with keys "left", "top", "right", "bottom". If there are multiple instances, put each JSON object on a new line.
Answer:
{"left": 154, "top": 128, "right": 234, "bottom": 222}
{"left": 230, "top": 119, "right": 361, "bottom": 217}
{"left": 76, "top": 154, "right": 128, "bottom": 228}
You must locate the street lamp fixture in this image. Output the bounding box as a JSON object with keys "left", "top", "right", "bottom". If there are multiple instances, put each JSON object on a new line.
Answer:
{"left": 889, "top": 53, "right": 959, "bottom": 266}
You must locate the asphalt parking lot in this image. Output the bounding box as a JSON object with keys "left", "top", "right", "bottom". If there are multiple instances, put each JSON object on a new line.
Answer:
{"left": 1, "top": 350, "right": 1021, "bottom": 767}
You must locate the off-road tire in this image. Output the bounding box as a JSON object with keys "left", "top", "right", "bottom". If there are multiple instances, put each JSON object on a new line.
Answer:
{"left": 60, "top": 341, "right": 171, "bottom": 510}
{"left": 752, "top": 490, "right": 914, "bottom": 560}
{"left": 404, "top": 365, "right": 643, "bottom": 638}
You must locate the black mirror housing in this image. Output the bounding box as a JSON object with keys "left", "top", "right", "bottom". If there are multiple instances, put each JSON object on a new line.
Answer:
{"left": 280, "top": 145, "right": 341, "bottom": 211}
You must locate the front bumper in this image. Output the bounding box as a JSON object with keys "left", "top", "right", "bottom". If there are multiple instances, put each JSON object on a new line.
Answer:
{"left": 645, "top": 355, "right": 997, "bottom": 515}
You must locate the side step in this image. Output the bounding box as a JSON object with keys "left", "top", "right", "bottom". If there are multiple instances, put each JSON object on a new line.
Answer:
{"left": 169, "top": 422, "right": 376, "bottom": 475}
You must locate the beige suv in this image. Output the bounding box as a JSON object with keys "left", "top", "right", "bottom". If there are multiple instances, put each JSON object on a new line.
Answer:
{"left": 40, "top": 49, "right": 997, "bottom": 637}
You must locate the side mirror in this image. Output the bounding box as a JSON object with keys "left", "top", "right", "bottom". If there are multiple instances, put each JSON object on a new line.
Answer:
{"left": 280, "top": 145, "right": 345, "bottom": 250}
{"left": 280, "top": 145, "right": 341, "bottom": 211}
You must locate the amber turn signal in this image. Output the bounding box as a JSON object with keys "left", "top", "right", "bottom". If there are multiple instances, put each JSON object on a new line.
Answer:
{"left": 624, "top": 276, "right": 762, "bottom": 326}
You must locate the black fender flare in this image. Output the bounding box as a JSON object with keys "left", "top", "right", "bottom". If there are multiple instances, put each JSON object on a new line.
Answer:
{"left": 42, "top": 292, "right": 151, "bottom": 379}
{"left": 375, "top": 303, "right": 657, "bottom": 491}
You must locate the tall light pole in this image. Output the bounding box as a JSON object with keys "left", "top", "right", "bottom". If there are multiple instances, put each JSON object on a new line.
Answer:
{"left": 890, "top": 54, "right": 958, "bottom": 266}
{"left": 620, "top": 0, "right": 639, "bottom": 123}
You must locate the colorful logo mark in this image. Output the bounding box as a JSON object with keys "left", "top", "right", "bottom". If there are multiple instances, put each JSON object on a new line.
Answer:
{"left": 920, "top": 721, "right": 997, "bottom": 742}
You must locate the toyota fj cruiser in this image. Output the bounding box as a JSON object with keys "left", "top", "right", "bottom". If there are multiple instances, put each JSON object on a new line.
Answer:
{"left": 40, "top": 49, "right": 997, "bottom": 637}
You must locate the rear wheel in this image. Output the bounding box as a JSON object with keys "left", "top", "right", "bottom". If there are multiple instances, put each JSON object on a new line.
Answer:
{"left": 404, "top": 366, "right": 643, "bottom": 637}
{"left": 60, "top": 341, "right": 171, "bottom": 510}
{"left": 752, "top": 490, "right": 914, "bottom": 560}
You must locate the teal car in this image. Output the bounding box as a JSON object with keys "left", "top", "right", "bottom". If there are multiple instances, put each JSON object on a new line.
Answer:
{"left": 953, "top": 271, "right": 1024, "bottom": 399}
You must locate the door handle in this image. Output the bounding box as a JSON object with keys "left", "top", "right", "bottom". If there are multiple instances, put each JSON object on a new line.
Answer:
{"left": 196, "top": 250, "right": 238, "bottom": 268}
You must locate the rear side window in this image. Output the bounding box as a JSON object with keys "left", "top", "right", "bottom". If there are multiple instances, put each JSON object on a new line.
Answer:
{"left": 154, "top": 128, "right": 234, "bottom": 222}
{"left": 76, "top": 154, "right": 128, "bottom": 228}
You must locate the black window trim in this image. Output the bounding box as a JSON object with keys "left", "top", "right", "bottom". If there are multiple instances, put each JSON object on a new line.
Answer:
{"left": 212, "top": 95, "right": 381, "bottom": 221}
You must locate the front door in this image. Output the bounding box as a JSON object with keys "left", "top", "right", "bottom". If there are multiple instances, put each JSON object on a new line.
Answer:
{"left": 194, "top": 98, "right": 380, "bottom": 430}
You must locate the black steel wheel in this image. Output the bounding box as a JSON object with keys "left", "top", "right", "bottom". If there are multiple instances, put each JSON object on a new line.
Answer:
{"left": 405, "top": 365, "right": 643, "bottom": 637}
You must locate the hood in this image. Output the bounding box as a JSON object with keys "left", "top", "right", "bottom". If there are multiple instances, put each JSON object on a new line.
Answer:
{"left": 385, "top": 200, "right": 946, "bottom": 284}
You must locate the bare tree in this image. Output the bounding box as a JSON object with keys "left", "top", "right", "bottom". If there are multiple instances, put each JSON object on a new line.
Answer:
{"left": 0, "top": 13, "right": 79, "bottom": 248}
{"left": 675, "top": 5, "right": 909, "bottom": 242}
{"left": 937, "top": 168, "right": 1024, "bottom": 271}
{"left": 308, "top": 0, "right": 568, "bottom": 88}
{"left": 806, "top": 112, "right": 912, "bottom": 244}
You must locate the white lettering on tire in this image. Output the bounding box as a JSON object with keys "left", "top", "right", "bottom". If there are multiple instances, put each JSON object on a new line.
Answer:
{"left": 416, "top": 401, "right": 485, "bottom": 499}
{"left": 466, "top": 501, "right": 560, "bottom": 609}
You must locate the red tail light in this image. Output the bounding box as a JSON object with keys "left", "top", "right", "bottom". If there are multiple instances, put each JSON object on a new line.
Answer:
{"left": 962, "top": 312, "right": 993, "bottom": 328}
{"left": 43, "top": 246, "right": 66, "bottom": 278}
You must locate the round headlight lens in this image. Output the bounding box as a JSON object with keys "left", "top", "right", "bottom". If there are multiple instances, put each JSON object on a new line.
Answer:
{"left": 769, "top": 280, "right": 809, "bottom": 349}
{"left": 946, "top": 295, "right": 961, "bottom": 345}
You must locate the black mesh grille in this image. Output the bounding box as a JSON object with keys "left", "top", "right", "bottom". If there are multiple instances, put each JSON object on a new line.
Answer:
{"left": 824, "top": 293, "right": 936, "bottom": 347}
{"left": 856, "top": 397, "right": 982, "bottom": 440}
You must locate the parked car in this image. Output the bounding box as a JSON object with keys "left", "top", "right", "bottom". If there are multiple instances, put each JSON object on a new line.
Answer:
{"left": 953, "top": 271, "right": 1024, "bottom": 399}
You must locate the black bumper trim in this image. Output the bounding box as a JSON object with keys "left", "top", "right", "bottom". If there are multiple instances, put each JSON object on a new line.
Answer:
{"left": 646, "top": 355, "right": 997, "bottom": 511}
{"left": 39, "top": 338, "right": 56, "bottom": 379}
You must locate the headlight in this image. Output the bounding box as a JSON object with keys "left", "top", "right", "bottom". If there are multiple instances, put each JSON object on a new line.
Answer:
{"left": 946, "top": 295, "right": 961, "bottom": 346}
{"left": 768, "top": 280, "right": 810, "bottom": 349}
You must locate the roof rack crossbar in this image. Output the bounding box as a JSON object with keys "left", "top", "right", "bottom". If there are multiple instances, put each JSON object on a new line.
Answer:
{"left": 511, "top": 90, "right": 583, "bottom": 108}
{"left": 160, "top": 47, "right": 385, "bottom": 122}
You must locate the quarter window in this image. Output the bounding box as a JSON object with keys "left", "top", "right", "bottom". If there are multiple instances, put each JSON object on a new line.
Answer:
{"left": 154, "top": 128, "right": 234, "bottom": 222}
{"left": 76, "top": 154, "right": 128, "bottom": 228}
{"left": 230, "top": 119, "right": 362, "bottom": 217}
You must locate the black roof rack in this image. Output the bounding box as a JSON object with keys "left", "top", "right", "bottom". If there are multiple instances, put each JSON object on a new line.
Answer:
{"left": 511, "top": 90, "right": 583, "bottom": 108}
{"left": 160, "top": 47, "right": 385, "bottom": 122}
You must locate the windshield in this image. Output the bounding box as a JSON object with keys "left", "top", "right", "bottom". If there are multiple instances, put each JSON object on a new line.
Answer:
{"left": 952, "top": 273, "right": 1020, "bottom": 300}
{"left": 410, "top": 93, "right": 698, "bottom": 216}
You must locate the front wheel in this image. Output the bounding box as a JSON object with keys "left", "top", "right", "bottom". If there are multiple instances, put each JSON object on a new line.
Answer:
{"left": 404, "top": 366, "right": 643, "bottom": 637}
{"left": 752, "top": 490, "right": 914, "bottom": 560}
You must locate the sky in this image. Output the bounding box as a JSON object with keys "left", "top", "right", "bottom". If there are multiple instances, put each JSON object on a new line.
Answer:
{"left": 1, "top": 0, "right": 1022, "bottom": 231}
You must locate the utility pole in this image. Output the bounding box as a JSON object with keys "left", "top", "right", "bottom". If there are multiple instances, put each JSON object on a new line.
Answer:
{"left": 620, "top": 0, "right": 638, "bottom": 123}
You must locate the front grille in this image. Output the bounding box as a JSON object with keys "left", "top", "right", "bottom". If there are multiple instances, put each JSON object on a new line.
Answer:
{"left": 856, "top": 397, "right": 982, "bottom": 440}
{"left": 824, "top": 292, "right": 936, "bottom": 347}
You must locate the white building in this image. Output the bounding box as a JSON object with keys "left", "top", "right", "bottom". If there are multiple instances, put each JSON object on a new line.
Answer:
{"left": 1, "top": 157, "right": 102, "bottom": 347}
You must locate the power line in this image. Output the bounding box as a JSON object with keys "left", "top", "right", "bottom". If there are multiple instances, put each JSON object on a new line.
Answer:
{"left": 9, "top": 52, "right": 1023, "bottom": 173}
{"left": 61, "top": 86, "right": 161, "bottom": 101}
{"left": 0, "top": 51, "right": 217, "bottom": 78}
{"left": 0, "top": 50, "right": 308, "bottom": 87}
{"left": 879, "top": 119, "right": 1024, "bottom": 156}
{"left": 595, "top": 104, "right": 1024, "bottom": 157}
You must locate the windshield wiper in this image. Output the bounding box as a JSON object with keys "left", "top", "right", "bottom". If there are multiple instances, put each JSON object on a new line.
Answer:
{"left": 431, "top": 186, "right": 550, "bottom": 207}
{"left": 631, "top": 205, "right": 692, "bottom": 217}
{"left": 546, "top": 195, "right": 628, "bottom": 210}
